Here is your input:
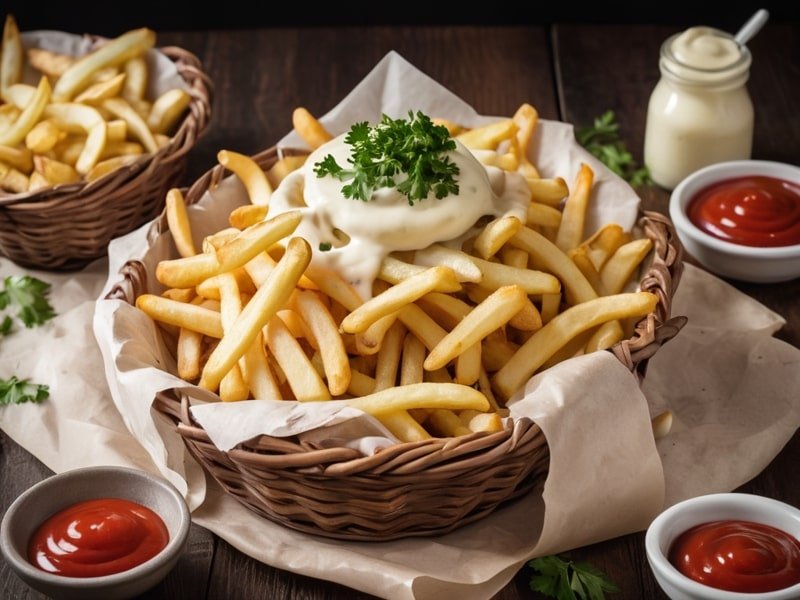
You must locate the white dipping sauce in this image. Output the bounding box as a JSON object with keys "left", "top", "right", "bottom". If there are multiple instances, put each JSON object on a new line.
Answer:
{"left": 267, "top": 133, "right": 530, "bottom": 298}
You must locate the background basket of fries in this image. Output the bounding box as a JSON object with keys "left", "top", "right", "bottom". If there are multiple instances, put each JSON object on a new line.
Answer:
{"left": 0, "top": 15, "right": 212, "bottom": 270}
{"left": 106, "top": 104, "right": 684, "bottom": 541}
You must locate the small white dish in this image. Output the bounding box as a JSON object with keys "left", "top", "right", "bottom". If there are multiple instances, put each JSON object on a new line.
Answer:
{"left": 669, "top": 160, "right": 800, "bottom": 283}
{"left": 0, "top": 466, "right": 190, "bottom": 600}
{"left": 645, "top": 492, "right": 800, "bottom": 600}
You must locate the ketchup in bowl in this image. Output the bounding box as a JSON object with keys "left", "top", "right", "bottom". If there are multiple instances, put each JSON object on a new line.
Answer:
{"left": 28, "top": 498, "right": 169, "bottom": 578}
{"left": 687, "top": 175, "right": 800, "bottom": 247}
{"left": 668, "top": 520, "right": 800, "bottom": 593}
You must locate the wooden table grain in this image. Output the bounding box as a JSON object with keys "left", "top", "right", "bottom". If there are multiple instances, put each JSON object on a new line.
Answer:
{"left": 1, "top": 23, "right": 798, "bottom": 600}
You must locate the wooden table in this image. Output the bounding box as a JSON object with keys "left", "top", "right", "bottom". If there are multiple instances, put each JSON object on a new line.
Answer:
{"left": 2, "top": 23, "right": 798, "bottom": 600}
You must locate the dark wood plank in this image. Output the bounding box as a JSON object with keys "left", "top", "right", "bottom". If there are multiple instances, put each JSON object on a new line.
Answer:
{"left": 554, "top": 23, "right": 800, "bottom": 600}
{"left": 158, "top": 26, "right": 559, "bottom": 184}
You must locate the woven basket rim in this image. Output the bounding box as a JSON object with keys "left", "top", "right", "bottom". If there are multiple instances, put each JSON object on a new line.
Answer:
{"left": 0, "top": 41, "right": 212, "bottom": 207}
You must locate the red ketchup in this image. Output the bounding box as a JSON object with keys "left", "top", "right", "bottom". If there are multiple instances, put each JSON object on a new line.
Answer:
{"left": 28, "top": 498, "right": 169, "bottom": 578}
{"left": 687, "top": 175, "right": 800, "bottom": 247}
{"left": 669, "top": 520, "right": 800, "bottom": 593}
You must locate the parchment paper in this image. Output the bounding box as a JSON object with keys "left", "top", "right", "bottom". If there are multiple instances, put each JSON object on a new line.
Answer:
{"left": 0, "top": 52, "right": 798, "bottom": 600}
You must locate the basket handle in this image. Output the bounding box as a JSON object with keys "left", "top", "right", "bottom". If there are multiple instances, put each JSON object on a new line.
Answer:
{"left": 105, "top": 260, "right": 147, "bottom": 303}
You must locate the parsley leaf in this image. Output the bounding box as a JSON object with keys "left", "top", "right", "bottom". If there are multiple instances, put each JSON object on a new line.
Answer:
{"left": 529, "top": 555, "right": 619, "bottom": 600}
{"left": 0, "top": 316, "right": 12, "bottom": 336}
{"left": 314, "top": 111, "right": 460, "bottom": 204}
{"left": 318, "top": 242, "right": 332, "bottom": 252}
{"left": 576, "top": 111, "right": 651, "bottom": 185}
{"left": 0, "top": 376, "right": 49, "bottom": 406}
{"left": 0, "top": 276, "right": 56, "bottom": 328}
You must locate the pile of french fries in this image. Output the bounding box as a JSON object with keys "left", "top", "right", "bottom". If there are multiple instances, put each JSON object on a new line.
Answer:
{"left": 136, "top": 104, "right": 662, "bottom": 443}
{"left": 0, "top": 15, "right": 191, "bottom": 193}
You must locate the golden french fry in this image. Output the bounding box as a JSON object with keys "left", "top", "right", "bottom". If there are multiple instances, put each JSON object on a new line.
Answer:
{"left": 378, "top": 256, "right": 425, "bottom": 284}
{"left": 0, "top": 104, "right": 20, "bottom": 131}
{"left": 44, "top": 103, "right": 107, "bottom": 173}
{"left": 527, "top": 202, "right": 563, "bottom": 228}
{"left": 292, "top": 290, "right": 350, "bottom": 395}
{"left": 135, "top": 294, "right": 223, "bottom": 338}
{"left": 342, "top": 266, "right": 460, "bottom": 334}
{"left": 354, "top": 311, "right": 398, "bottom": 355}
{"left": 148, "top": 88, "right": 191, "bottom": 134}
{"left": 202, "top": 227, "right": 239, "bottom": 254}
{"left": 432, "top": 118, "right": 463, "bottom": 136}
{"left": 215, "top": 210, "right": 302, "bottom": 272}
{"left": 466, "top": 412, "right": 504, "bottom": 433}
{"left": 455, "top": 342, "right": 481, "bottom": 385}
{"left": 471, "top": 255, "right": 560, "bottom": 295}
{"left": 465, "top": 284, "right": 542, "bottom": 331}
{"left": 53, "top": 28, "right": 155, "bottom": 100}
{"left": 292, "top": 107, "right": 332, "bottom": 150}
{"left": 373, "top": 320, "right": 406, "bottom": 391}
{"left": 527, "top": 177, "right": 569, "bottom": 206}
{"left": 1, "top": 15, "right": 22, "bottom": 93}
{"left": 428, "top": 409, "right": 472, "bottom": 437}
{"left": 0, "top": 144, "right": 32, "bottom": 172}
{"left": 52, "top": 135, "right": 84, "bottom": 166}
{"left": 413, "top": 244, "right": 483, "bottom": 283}
{"left": 425, "top": 285, "right": 527, "bottom": 371}
{"left": 556, "top": 163, "right": 594, "bottom": 251}
{"left": 378, "top": 411, "right": 431, "bottom": 442}
{"left": 74, "top": 73, "right": 127, "bottom": 104}
{"left": 456, "top": 119, "right": 517, "bottom": 150}
{"left": 165, "top": 188, "right": 196, "bottom": 258}
{"left": 0, "top": 162, "right": 28, "bottom": 193}
{"left": 25, "top": 120, "right": 62, "bottom": 154}
{"left": 156, "top": 252, "right": 220, "bottom": 289}
{"left": 265, "top": 316, "right": 330, "bottom": 401}
{"left": 652, "top": 410, "right": 673, "bottom": 439}
{"left": 500, "top": 247, "right": 528, "bottom": 269}
{"left": 492, "top": 292, "right": 658, "bottom": 400}
{"left": 162, "top": 287, "right": 195, "bottom": 303}
{"left": 217, "top": 149, "right": 272, "bottom": 206}
{"left": 396, "top": 304, "right": 447, "bottom": 351}
{"left": 510, "top": 226, "right": 597, "bottom": 305}
{"left": 304, "top": 264, "right": 364, "bottom": 311}
{"left": 241, "top": 333, "right": 282, "bottom": 400}
{"left": 34, "top": 155, "right": 79, "bottom": 184}
{"left": 199, "top": 237, "right": 311, "bottom": 392}
{"left": 267, "top": 154, "right": 307, "bottom": 188}
{"left": 540, "top": 293, "right": 561, "bottom": 324}
{"left": 585, "top": 320, "right": 624, "bottom": 353}
{"left": 600, "top": 238, "right": 654, "bottom": 295}
{"left": 100, "top": 140, "right": 143, "bottom": 160}
{"left": 101, "top": 97, "right": 158, "bottom": 153}
{"left": 122, "top": 57, "right": 147, "bottom": 101}
{"left": 229, "top": 204, "right": 268, "bottom": 229}
{"left": 106, "top": 119, "right": 127, "bottom": 141}
{"left": 570, "top": 246, "right": 605, "bottom": 295}
{"left": 177, "top": 327, "right": 203, "bottom": 380}
{"left": 473, "top": 215, "right": 523, "bottom": 260}
{"left": 400, "top": 333, "right": 426, "bottom": 385}
{"left": 0, "top": 82, "right": 34, "bottom": 109}
{"left": 26, "top": 48, "right": 74, "bottom": 78}
{"left": 27, "top": 170, "right": 48, "bottom": 191}
{"left": 0, "top": 77, "right": 50, "bottom": 147}
{"left": 344, "top": 382, "right": 489, "bottom": 415}
{"left": 348, "top": 367, "right": 376, "bottom": 397}
{"left": 513, "top": 103, "right": 538, "bottom": 157}
{"left": 85, "top": 154, "right": 139, "bottom": 182}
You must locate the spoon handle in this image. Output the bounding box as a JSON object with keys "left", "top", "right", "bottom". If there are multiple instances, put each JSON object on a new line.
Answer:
{"left": 734, "top": 9, "right": 770, "bottom": 46}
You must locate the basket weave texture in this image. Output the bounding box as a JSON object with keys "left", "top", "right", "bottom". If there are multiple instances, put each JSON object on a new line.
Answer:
{"left": 107, "top": 146, "right": 686, "bottom": 540}
{"left": 0, "top": 43, "right": 213, "bottom": 271}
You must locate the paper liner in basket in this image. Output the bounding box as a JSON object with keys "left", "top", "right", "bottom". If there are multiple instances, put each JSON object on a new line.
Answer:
{"left": 95, "top": 51, "right": 665, "bottom": 596}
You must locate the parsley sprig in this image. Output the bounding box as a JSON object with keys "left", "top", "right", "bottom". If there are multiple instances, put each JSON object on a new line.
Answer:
{"left": 0, "top": 376, "right": 49, "bottom": 406}
{"left": 0, "top": 275, "right": 56, "bottom": 331}
{"left": 576, "top": 111, "right": 650, "bottom": 186}
{"left": 529, "top": 555, "right": 619, "bottom": 600}
{"left": 314, "top": 111, "right": 460, "bottom": 204}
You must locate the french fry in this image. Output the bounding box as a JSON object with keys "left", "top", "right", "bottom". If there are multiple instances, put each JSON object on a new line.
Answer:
{"left": 267, "top": 154, "right": 307, "bottom": 187}
{"left": 379, "top": 411, "right": 431, "bottom": 442}
{"left": 471, "top": 255, "right": 560, "bottom": 295}
{"left": 25, "top": 120, "right": 63, "bottom": 154}
{"left": 582, "top": 223, "right": 629, "bottom": 270}
{"left": 600, "top": 238, "right": 654, "bottom": 295}
{"left": 215, "top": 210, "right": 302, "bottom": 272}
{"left": 44, "top": 103, "right": 107, "bottom": 173}
{"left": 373, "top": 320, "right": 405, "bottom": 391}
{"left": 53, "top": 28, "right": 155, "bottom": 101}
{"left": 527, "top": 177, "right": 569, "bottom": 206}
{"left": 198, "top": 237, "right": 311, "bottom": 392}
{"left": 456, "top": 119, "right": 517, "bottom": 150}
{"left": 1, "top": 15, "right": 22, "bottom": 93}
{"left": 527, "top": 202, "right": 562, "bottom": 228}
{"left": 473, "top": 216, "right": 522, "bottom": 260}
{"left": 540, "top": 293, "right": 561, "bottom": 324}
{"left": 27, "top": 170, "right": 48, "bottom": 191}
{"left": 0, "top": 144, "right": 32, "bottom": 172}
{"left": 341, "top": 266, "right": 460, "bottom": 334}
{"left": 0, "top": 163, "right": 28, "bottom": 192}
{"left": 229, "top": 204, "right": 268, "bottom": 229}
{"left": 555, "top": 163, "right": 594, "bottom": 251}
{"left": 26, "top": 48, "right": 73, "bottom": 78}
{"left": 652, "top": 410, "right": 673, "bottom": 439}
{"left": 585, "top": 320, "right": 624, "bottom": 353}
{"left": 425, "top": 285, "right": 527, "bottom": 370}
{"left": 217, "top": 149, "right": 272, "bottom": 206}
{"left": 292, "top": 107, "right": 332, "bottom": 150}
{"left": 148, "top": 88, "right": 191, "bottom": 134}
{"left": 455, "top": 342, "right": 481, "bottom": 385}
{"left": 135, "top": 295, "right": 224, "bottom": 338}
{"left": 428, "top": 409, "right": 472, "bottom": 437}
{"left": 400, "top": 333, "right": 426, "bottom": 385}
{"left": 85, "top": 155, "right": 139, "bottom": 182}
{"left": 492, "top": 292, "right": 658, "bottom": 400}
{"left": 265, "top": 316, "right": 330, "bottom": 401}
{"left": 165, "top": 188, "right": 196, "bottom": 258}
{"left": 344, "top": 382, "right": 489, "bottom": 415}
{"left": 0, "top": 76, "right": 50, "bottom": 147}
{"left": 177, "top": 327, "right": 203, "bottom": 380}
{"left": 413, "top": 244, "right": 482, "bottom": 283}
{"left": 33, "top": 155, "right": 79, "bottom": 184}
{"left": 101, "top": 97, "right": 158, "bottom": 153}
{"left": 122, "top": 57, "right": 147, "bottom": 102}
{"left": 106, "top": 119, "right": 127, "bottom": 141}
{"left": 74, "top": 73, "right": 127, "bottom": 104}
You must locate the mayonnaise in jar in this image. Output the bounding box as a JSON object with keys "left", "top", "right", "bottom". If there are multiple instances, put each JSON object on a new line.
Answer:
{"left": 643, "top": 26, "right": 754, "bottom": 189}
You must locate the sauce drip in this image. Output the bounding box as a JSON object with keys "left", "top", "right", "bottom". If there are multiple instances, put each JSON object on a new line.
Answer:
{"left": 28, "top": 498, "right": 169, "bottom": 578}
{"left": 687, "top": 175, "right": 800, "bottom": 247}
{"left": 669, "top": 520, "right": 800, "bottom": 593}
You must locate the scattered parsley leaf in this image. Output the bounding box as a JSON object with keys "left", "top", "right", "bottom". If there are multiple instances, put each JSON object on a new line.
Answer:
{"left": 0, "top": 316, "right": 12, "bottom": 336}
{"left": 0, "top": 376, "right": 49, "bottom": 406}
{"left": 0, "top": 275, "right": 56, "bottom": 329}
{"left": 318, "top": 242, "right": 332, "bottom": 252}
{"left": 576, "top": 111, "right": 651, "bottom": 185}
{"left": 529, "top": 555, "right": 619, "bottom": 600}
{"left": 314, "top": 111, "right": 460, "bottom": 204}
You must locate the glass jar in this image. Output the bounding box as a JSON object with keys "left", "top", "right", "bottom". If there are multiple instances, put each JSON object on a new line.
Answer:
{"left": 644, "top": 27, "right": 754, "bottom": 189}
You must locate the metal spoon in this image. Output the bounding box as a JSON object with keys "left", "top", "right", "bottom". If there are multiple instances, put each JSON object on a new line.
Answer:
{"left": 734, "top": 9, "right": 770, "bottom": 46}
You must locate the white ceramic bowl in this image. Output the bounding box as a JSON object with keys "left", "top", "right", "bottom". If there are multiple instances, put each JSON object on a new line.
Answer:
{"left": 669, "top": 160, "right": 800, "bottom": 283}
{"left": 0, "top": 466, "right": 190, "bottom": 600}
{"left": 646, "top": 493, "right": 800, "bottom": 600}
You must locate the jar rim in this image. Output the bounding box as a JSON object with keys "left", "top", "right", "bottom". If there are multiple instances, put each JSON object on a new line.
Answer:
{"left": 660, "top": 29, "right": 751, "bottom": 79}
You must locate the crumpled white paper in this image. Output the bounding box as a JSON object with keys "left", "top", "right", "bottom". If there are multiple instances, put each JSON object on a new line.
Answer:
{"left": 0, "top": 52, "right": 797, "bottom": 600}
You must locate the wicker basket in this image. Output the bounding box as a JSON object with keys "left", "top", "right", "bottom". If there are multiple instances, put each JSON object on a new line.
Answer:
{"left": 107, "top": 146, "right": 686, "bottom": 541}
{"left": 0, "top": 43, "right": 213, "bottom": 271}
